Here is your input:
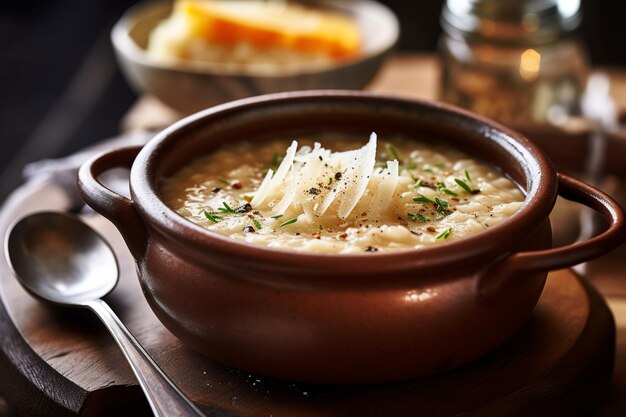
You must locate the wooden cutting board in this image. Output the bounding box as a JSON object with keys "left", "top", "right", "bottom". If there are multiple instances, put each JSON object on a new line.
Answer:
{"left": 0, "top": 177, "right": 616, "bottom": 417}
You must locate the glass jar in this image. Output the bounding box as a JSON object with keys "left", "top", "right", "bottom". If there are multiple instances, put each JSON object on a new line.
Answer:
{"left": 439, "top": 0, "right": 589, "bottom": 125}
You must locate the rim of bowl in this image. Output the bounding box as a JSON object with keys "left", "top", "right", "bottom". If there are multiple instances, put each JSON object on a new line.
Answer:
{"left": 111, "top": 0, "right": 400, "bottom": 78}
{"left": 130, "top": 90, "right": 558, "bottom": 276}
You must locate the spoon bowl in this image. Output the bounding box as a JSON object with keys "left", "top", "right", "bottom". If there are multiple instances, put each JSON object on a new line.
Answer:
{"left": 6, "top": 212, "right": 118, "bottom": 306}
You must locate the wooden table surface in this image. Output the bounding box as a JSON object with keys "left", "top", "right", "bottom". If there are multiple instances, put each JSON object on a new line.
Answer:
{"left": 1, "top": 54, "right": 625, "bottom": 416}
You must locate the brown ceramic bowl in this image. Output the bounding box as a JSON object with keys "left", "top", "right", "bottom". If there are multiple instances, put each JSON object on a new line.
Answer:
{"left": 78, "top": 91, "right": 626, "bottom": 384}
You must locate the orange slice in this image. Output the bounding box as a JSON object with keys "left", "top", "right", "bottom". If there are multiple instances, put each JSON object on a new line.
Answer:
{"left": 178, "top": 0, "right": 361, "bottom": 60}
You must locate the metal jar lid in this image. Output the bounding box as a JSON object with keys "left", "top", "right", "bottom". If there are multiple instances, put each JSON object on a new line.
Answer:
{"left": 441, "top": 0, "right": 582, "bottom": 44}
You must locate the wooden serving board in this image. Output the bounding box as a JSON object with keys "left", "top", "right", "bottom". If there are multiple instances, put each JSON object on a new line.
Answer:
{"left": 0, "top": 177, "right": 616, "bottom": 417}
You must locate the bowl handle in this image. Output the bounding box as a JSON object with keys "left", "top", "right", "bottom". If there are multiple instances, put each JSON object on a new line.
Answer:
{"left": 477, "top": 173, "right": 626, "bottom": 298}
{"left": 78, "top": 146, "right": 146, "bottom": 260}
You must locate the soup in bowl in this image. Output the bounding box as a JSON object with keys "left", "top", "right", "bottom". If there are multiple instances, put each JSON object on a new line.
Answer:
{"left": 78, "top": 91, "right": 625, "bottom": 384}
{"left": 161, "top": 134, "right": 525, "bottom": 253}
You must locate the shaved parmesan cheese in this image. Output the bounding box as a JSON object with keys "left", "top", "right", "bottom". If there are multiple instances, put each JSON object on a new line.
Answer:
{"left": 316, "top": 133, "right": 377, "bottom": 217}
{"left": 274, "top": 145, "right": 329, "bottom": 214}
{"left": 251, "top": 140, "right": 297, "bottom": 206}
{"left": 253, "top": 133, "right": 380, "bottom": 220}
{"left": 250, "top": 168, "right": 273, "bottom": 207}
{"left": 272, "top": 177, "right": 298, "bottom": 214}
{"left": 337, "top": 132, "right": 377, "bottom": 219}
{"left": 369, "top": 160, "right": 399, "bottom": 218}
{"left": 270, "top": 140, "right": 298, "bottom": 186}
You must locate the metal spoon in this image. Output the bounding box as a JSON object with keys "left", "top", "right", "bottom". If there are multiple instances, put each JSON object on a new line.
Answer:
{"left": 5, "top": 211, "right": 205, "bottom": 417}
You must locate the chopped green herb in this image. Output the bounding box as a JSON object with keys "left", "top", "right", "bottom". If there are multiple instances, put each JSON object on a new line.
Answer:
{"left": 413, "top": 194, "right": 434, "bottom": 204}
{"left": 436, "top": 182, "right": 458, "bottom": 196}
{"left": 408, "top": 212, "right": 427, "bottom": 222}
{"left": 404, "top": 163, "right": 417, "bottom": 170}
{"left": 422, "top": 167, "right": 433, "bottom": 173}
{"left": 434, "top": 197, "right": 453, "bottom": 217}
{"left": 252, "top": 219, "right": 263, "bottom": 230}
{"left": 203, "top": 211, "right": 222, "bottom": 223}
{"left": 271, "top": 153, "right": 283, "bottom": 167}
{"left": 436, "top": 227, "right": 452, "bottom": 240}
{"left": 218, "top": 202, "right": 236, "bottom": 213}
{"left": 386, "top": 144, "right": 401, "bottom": 162}
{"left": 414, "top": 178, "right": 423, "bottom": 189}
{"left": 271, "top": 214, "right": 284, "bottom": 220}
{"left": 328, "top": 177, "right": 333, "bottom": 185}
{"left": 218, "top": 178, "right": 230, "bottom": 185}
{"left": 455, "top": 178, "right": 473, "bottom": 193}
{"left": 280, "top": 217, "right": 298, "bottom": 227}
{"left": 319, "top": 224, "right": 324, "bottom": 231}
{"left": 465, "top": 169, "right": 472, "bottom": 183}
{"left": 434, "top": 163, "right": 446, "bottom": 169}
{"left": 437, "top": 208, "right": 453, "bottom": 217}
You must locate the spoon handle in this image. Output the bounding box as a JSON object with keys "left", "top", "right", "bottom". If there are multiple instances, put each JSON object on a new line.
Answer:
{"left": 85, "top": 299, "right": 206, "bottom": 417}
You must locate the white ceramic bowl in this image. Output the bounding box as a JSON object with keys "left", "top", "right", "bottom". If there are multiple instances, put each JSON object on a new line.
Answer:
{"left": 111, "top": 0, "right": 399, "bottom": 113}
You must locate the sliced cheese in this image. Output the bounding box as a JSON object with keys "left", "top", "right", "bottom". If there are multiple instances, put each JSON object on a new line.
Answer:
{"left": 315, "top": 134, "right": 377, "bottom": 217}
{"left": 369, "top": 160, "right": 399, "bottom": 218}
{"left": 253, "top": 133, "right": 381, "bottom": 220}
{"left": 337, "top": 133, "right": 377, "bottom": 219}
{"left": 251, "top": 140, "right": 297, "bottom": 206}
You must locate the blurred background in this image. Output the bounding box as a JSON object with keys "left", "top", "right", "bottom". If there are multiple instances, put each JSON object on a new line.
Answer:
{"left": 0, "top": 0, "right": 625, "bottom": 200}
{"left": 3, "top": 3, "right": 626, "bottom": 415}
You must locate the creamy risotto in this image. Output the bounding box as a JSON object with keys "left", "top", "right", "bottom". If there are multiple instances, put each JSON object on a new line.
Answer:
{"left": 161, "top": 134, "right": 525, "bottom": 253}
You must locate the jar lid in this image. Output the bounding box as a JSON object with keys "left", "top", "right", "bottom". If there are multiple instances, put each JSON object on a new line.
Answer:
{"left": 441, "top": 0, "right": 582, "bottom": 44}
